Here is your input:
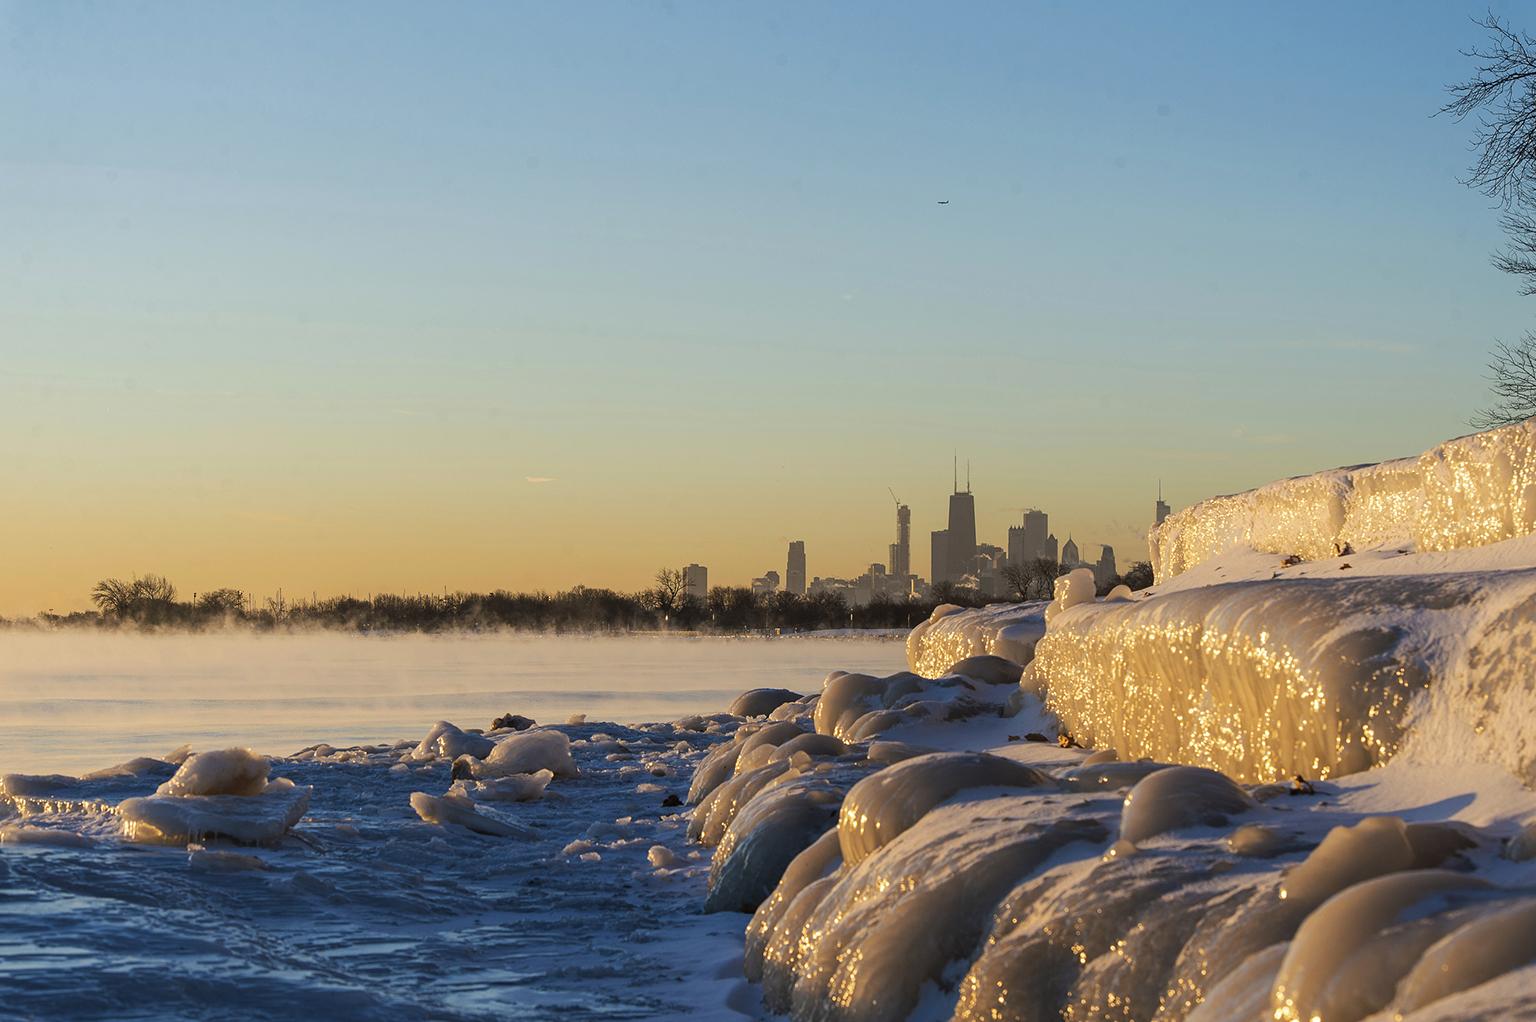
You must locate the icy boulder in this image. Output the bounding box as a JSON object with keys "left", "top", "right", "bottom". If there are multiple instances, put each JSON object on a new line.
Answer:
{"left": 458, "top": 729, "right": 577, "bottom": 780}
{"left": 761, "top": 795, "right": 1107, "bottom": 1021}
{"left": 410, "top": 720, "right": 495, "bottom": 762}
{"left": 1029, "top": 567, "right": 1536, "bottom": 783}
{"left": 1150, "top": 418, "right": 1536, "bottom": 582}
{"left": 837, "top": 751, "right": 1053, "bottom": 866}
{"left": 728, "top": 688, "right": 803, "bottom": 718}
{"left": 447, "top": 769, "right": 553, "bottom": 802}
{"left": 116, "top": 748, "right": 310, "bottom": 845}
{"left": 705, "top": 775, "right": 843, "bottom": 913}
{"left": 409, "top": 791, "right": 533, "bottom": 838}
{"left": 1118, "top": 765, "right": 1256, "bottom": 844}
{"left": 153, "top": 748, "right": 270, "bottom": 797}
{"left": 906, "top": 601, "right": 1047, "bottom": 678}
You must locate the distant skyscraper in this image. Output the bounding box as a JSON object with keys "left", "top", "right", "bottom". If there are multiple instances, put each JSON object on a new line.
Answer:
{"left": 1044, "top": 533, "right": 1058, "bottom": 564}
{"left": 930, "top": 529, "right": 950, "bottom": 585}
{"left": 786, "top": 541, "right": 806, "bottom": 595}
{"left": 1095, "top": 545, "right": 1117, "bottom": 588}
{"left": 1061, "top": 536, "right": 1080, "bottom": 568}
{"left": 945, "top": 460, "right": 977, "bottom": 583}
{"left": 1155, "top": 482, "right": 1171, "bottom": 527}
{"left": 683, "top": 563, "right": 708, "bottom": 601}
{"left": 1008, "top": 508, "right": 1049, "bottom": 565}
{"left": 889, "top": 504, "right": 911, "bottom": 579}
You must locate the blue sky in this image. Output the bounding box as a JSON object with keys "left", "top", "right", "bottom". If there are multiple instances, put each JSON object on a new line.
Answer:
{"left": 0, "top": 1, "right": 1530, "bottom": 612}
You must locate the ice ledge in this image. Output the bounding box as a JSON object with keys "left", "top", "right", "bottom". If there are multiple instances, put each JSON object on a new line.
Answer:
{"left": 1150, "top": 418, "right": 1536, "bottom": 582}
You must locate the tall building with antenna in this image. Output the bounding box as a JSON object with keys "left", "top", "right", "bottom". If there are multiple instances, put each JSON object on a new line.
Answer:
{"left": 888, "top": 502, "right": 911, "bottom": 580}
{"left": 1155, "top": 482, "right": 1171, "bottom": 526}
{"left": 944, "top": 457, "right": 977, "bottom": 583}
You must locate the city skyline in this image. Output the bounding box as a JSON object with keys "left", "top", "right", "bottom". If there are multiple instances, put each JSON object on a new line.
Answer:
{"left": 4, "top": 1, "right": 1525, "bottom": 616}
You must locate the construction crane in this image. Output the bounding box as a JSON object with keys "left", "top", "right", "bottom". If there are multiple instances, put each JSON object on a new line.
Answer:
{"left": 888, "top": 487, "right": 901, "bottom": 507}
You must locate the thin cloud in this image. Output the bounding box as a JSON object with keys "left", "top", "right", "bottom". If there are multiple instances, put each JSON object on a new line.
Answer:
{"left": 525, "top": 476, "right": 555, "bottom": 484}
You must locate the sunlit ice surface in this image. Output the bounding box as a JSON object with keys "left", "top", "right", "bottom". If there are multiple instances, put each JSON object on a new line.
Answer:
{"left": 0, "top": 632, "right": 907, "bottom": 775}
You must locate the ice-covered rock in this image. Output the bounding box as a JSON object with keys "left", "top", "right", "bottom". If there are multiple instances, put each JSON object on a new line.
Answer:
{"left": 155, "top": 748, "right": 271, "bottom": 797}
{"left": 1118, "top": 765, "right": 1255, "bottom": 844}
{"left": 705, "top": 775, "right": 842, "bottom": 913}
{"left": 118, "top": 779, "right": 310, "bottom": 845}
{"left": 410, "top": 720, "right": 495, "bottom": 762}
{"left": 409, "top": 791, "right": 534, "bottom": 838}
{"left": 1150, "top": 418, "right": 1536, "bottom": 582}
{"left": 459, "top": 729, "right": 578, "bottom": 780}
{"left": 728, "top": 688, "right": 803, "bottom": 718}
{"left": 907, "top": 602, "right": 1047, "bottom": 678}
{"left": 447, "top": 769, "right": 553, "bottom": 802}
{"left": 837, "top": 751, "right": 1053, "bottom": 866}
{"left": 0, "top": 825, "right": 94, "bottom": 847}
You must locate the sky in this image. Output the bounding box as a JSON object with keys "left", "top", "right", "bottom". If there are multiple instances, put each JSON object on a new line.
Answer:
{"left": 1, "top": 0, "right": 1532, "bottom": 615}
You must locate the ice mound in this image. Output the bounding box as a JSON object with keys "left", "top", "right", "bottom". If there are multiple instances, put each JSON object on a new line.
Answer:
{"left": 410, "top": 720, "right": 495, "bottom": 761}
{"left": 743, "top": 828, "right": 842, "bottom": 981}
{"left": 1030, "top": 566, "right": 1536, "bottom": 782}
{"left": 458, "top": 728, "right": 578, "bottom": 780}
{"left": 1, "top": 773, "right": 77, "bottom": 797}
{"left": 1150, "top": 418, "right": 1536, "bottom": 582}
{"left": 409, "top": 791, "right": 533, "bottom": 838}
{"left": 113, "top": 748, "right": 311, "bottom": 845}
{"left": 906, "top": 601, "right": 1047, "bottom": 678}
{"left": 836, "top": 751, "right": 1053, "bottom": 866}
{"left": 447, "top": 769, "right": 553, "bottom": 802}
{"left": 80, "top": 757, "right": 177, "bottom": 780}
{"left": 1118, "top": 765, "right": 1256, "bottom": 844}
{"left": 118, "top": 780, "right": 310, "bottom": 845}
{"left": 154, "top": 747, "right": 271, "bottom": 797}
{"left": 763, "top": 797, "right": 1107, "bottom": 1021}
{"left": 728, "top": 688, "right": 803, "bottom": 718}
{"left": 705, "top": 773, "right": 843, "bottom": 913}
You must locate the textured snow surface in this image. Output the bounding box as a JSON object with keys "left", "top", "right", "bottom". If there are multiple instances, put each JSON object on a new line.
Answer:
{"left": 0, "top": 721, "right": 756, "bottom": 1020}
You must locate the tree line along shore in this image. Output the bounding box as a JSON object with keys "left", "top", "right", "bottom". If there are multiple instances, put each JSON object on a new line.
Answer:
{"left": 6, "top": 562, "right": 1154, "bottom": 635}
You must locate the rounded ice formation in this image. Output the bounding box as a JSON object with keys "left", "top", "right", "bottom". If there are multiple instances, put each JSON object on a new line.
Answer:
{"left": 691, "top": 761, "right": 793, "bottom": 846}
{"left": 1269, "top": 870, "right": 1495, "bottom": 1022}
{"left": 461, "top": 729, "right": 578, "bottom": 780}
{"left": 744, "top": 827, "right": 841, "bottom": 981}
{"left": 447, "top": 769, "right": 553, "bottom": 803}
{"left": 118, "top": 776, "right": 310, "bottom": 845}
{"left": 1044, "top": 567, "right": 1097, "bottom": 626}
{"left": 411, "top": 721, "right": 495, "bottom": 762}
{"left": 155, "top": 748, "right": 271, "bottom": 797}
{"left": 1386, "top": 897, "right": 1536, "bottom": 1015}
{"left": 732, "top": 721, "right": 808, "bottom": 776}
{"left": 728, "top": 688, "right": 803, "bottom": 718}
{"left": 0, "top": 774, "right": 76, "bottom": 797}
{"left": 946, "top": 654, "right": 1024, "bottom": 686}
{"left": 648, "top": 844, "right": 681, "bottom": 869}
{"left": 1118, "top": 765, "right": 1255, "bottom": 845}
{"left": 767, "top": 733, "right": 847, "bottom": 763}
{"left": 687, "top": 741, "right": 744, "bottom": 804}
{"left": 838, "top": 751, "right": 1053, "bottom": 866}
{"left": 705, "top": 778, "right": 843, "bottom": 913}
{"left": 81, "top": 757, "right": 177, "bottom": 780}
{"left": 409, "top": 791, "right": 533, "bottom": 838}
{"left": 813, "top": 672, "right": 888, "bottom": 740}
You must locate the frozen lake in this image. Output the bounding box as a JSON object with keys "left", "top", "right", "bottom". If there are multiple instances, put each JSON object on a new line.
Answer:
{"left": 0, "top": 632, "right": 909, "bottom": 775}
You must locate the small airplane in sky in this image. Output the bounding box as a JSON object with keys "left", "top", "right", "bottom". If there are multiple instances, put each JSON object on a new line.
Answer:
{"left": 937, "top": 200, "right": 950, "bottom": 204}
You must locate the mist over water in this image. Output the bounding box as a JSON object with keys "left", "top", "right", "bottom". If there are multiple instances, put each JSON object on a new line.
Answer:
{"left": 0, "top": 632, "right": 908, "bottom": 774}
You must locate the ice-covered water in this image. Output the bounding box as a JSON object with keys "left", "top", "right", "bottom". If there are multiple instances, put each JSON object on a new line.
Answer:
{"left": 0, "top": 633, "right": 904, "bottom": 1021}
{"left": 0, "top": 632, "right": 907, "bottom": 774}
